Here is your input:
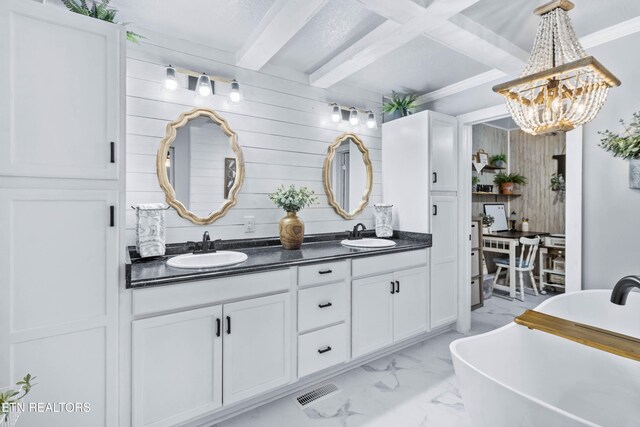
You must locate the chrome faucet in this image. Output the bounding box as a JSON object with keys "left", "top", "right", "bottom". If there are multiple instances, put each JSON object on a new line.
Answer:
{"left": 346, "top": 223, "right": 367, "bottom": 240}
{"left": 193, "top": 231, "right": 220, "bottom": 254}
{"left": 610, "top": 275, "right": 640, "bottom": 305}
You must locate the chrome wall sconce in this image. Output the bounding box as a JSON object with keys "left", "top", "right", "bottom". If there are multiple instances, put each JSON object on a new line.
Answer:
{"left": 163, "top": 65, "right": 242, "bottom": 103}
{"left": 329, "top": 103, "right": 377, "bottom": 128}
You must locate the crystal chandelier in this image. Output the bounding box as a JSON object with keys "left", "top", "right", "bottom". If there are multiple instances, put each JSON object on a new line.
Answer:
{"left": 493, "top": 0, "right": 620, "bottom": 135}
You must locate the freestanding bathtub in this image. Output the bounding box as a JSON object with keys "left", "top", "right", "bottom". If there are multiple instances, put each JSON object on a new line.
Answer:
{"left": 450, "top": 290, "right": 640, "bottom": 427}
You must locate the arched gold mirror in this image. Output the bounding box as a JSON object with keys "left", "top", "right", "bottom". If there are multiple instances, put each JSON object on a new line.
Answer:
{"left": 323, "top": 132, "right": 373, "bottom": 219}
{"left": 156, "top": 107, "right": 244, "bottom": 225}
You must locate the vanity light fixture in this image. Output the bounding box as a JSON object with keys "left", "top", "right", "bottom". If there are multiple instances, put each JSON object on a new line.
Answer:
{"left": 164, "top": 65, "right": 178, "bottom": 91}
{"left": 331, "top": 104, "right": 341, "bottom": 123}
{"left": 196, "top": 73, "right": 212, "bottom": 97}
{"left": 366, "top": 111, "right": 376, "bottom": 129}
{"left": 349, "top": 107, "right": 359, "bottom": 126}
{"left": 493, "top": 0, "right": 620, "bottom": 134}
{"left": 229, "top": 79, "right": 242, "bottom": 103}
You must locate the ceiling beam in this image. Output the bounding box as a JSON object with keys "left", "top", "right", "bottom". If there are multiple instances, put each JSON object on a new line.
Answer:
{"left": 236, "top": 0, "right": 329, "bottom": 71}
{"left": 309, "top": 0, "right": 481, "bottom": 88}
{"left": 416, "top": 14, "right": 640, "bottom": 106}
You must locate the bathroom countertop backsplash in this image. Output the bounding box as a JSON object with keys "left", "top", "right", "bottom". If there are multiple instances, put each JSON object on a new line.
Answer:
{"left": 126, "top": 230, "right": 432, "bottom": 288}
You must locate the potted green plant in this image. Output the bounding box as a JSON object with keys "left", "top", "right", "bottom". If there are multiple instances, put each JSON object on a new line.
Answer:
{"left": 268, "top": 185, "right": 317, "bottom": 250}
{"left": 550, "top": 173, "right": 565, "bottom": 192}
{"left": 494, "top": 172, "right": 527, "bottom": 195}
{"left": 489, "top": 153, "right": 507, "bottom": 169}
{"left": 1, "top": 374, "right": 35, "bottom": 426}
{"left": 472, "top": 175, "right": 479, "bottom": 192}
{"left": 61, "top": 0, "right": 143, "bottom": 42}
{"left": 598, "top": 111, "right": 640, "bottom": 189}
{"left": 382, "top": 92, "right": 418, "bottom": 119}
{"left": 480, "top": 213, "right": 494, "bottom": 234}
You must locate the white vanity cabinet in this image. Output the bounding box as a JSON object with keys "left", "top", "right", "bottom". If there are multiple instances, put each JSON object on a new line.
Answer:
{"left": 131, "top": 271, "right": 293, "bottom": 427}
{"left": 351, "top": 250, "right": 429, "bottom": 358}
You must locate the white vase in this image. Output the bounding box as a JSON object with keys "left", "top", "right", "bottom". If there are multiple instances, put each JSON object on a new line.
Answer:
{"left": 630, "top": 159, "right": 640, "bottom": 189}
{"left": 373, "top": 204, "right": 393, "bottom": 237}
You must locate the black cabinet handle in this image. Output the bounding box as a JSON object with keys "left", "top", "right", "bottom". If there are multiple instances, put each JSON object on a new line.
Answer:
{"left": 109, "top": 205, "right": 115, "bottom": 227}
{"left": 110, "top": 141, "right": 115, "bottom": 163}
{"left": 318, "top": 302, "right": 333, "bottom": 308}
{"left": 318, "top": 269, "right": 333, "bottom": 275}
{"left": 433, "top": 172, "right": 438, "bottom": 183}
{"left": 216, "top": 318, "right": 221, "bottom": 337}
{"left": 390, "top": 281, "right": 395, "bottom": 294}
{"left": 318, "top": 346, "right": 332, "bottom": 354}
{"left": 226, "top": 316, "right": 231, "bottom": 335}
{"left": 433, "top": 205, "right": 438, "bottom": 216}
{"left": 395, "top": 280, "right": 400, "bottom": 293}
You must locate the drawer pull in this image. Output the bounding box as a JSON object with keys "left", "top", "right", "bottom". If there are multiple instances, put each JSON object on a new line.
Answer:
{"left": 226, "top": 316, "right": 231, "bottom": 335}
{"left": 216, "top": 318, "right": 221, "bottom": 337}
{"left": 390, "top": 281, "right": 395, "bottom": 294}
{"left": 318, "top": 346, "right": 332, "bottom": 354}
{"left": 395, "top": 280, "right": 400, "bottom": 294}
{"left": 318, "top": 302, "right": 333, "bottom": 308}
{"left": 318, "top": 269, "right": 333, "bottom": 275}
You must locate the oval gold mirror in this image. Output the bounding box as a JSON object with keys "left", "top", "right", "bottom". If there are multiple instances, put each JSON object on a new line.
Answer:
{"left": 323, "top": 132, "right": 373, "bottom": 219}
{"left": 157, "top": 107, "right": 244, "bottom": 225}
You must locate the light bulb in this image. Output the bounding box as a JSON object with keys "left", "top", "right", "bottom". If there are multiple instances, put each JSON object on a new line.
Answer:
{"left": 551, "top": 97, "right": 562, "bottom": 113}
{"left": 164, "top": 66, "right": 177, "bottom": 91}
{"left": 165, "top": 151, "right": 171, "bottom": 168}
{"left": 331, "top": 104, "right": 341, "bottom": 122}
{"left": 574, "top": 101, "right": 586, "bottom": 115}
{"left": 196, "top": 73, "right": 211, "bottom": 97}
{"left": 366, "top": 111, "right": 376, "bottom": 128}
{"left": 349, "top": 107, "right": 359, "bottom": 126}
{"left": 229, "top": 79, "right": 241, "bottom": 103}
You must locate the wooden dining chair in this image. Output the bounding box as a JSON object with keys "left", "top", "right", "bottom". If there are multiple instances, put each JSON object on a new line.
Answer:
{"left": 492, "top": 236, "right": 541, "bottom": 301}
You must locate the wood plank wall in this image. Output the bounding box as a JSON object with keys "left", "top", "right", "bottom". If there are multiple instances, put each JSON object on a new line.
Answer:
{"left": 125, "top": 37, "right": 382, "bottom": 246}
{"left": 510, "top": 129, "right": 565, "bottom": 234}
{"left": 471, "top": 124, "right": 508, "bottom": 218}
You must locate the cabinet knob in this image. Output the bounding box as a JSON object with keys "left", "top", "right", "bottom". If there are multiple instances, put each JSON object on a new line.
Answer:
{"left": 318, "top": 346, "right": 332, "bottom": 354}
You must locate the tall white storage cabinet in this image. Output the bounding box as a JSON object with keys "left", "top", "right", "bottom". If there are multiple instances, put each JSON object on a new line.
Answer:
{"left": 0, "top": 2, "right": 122, "bottom": 426}
{"left": 382, "top": 110, "right": 459, "bottom": 329}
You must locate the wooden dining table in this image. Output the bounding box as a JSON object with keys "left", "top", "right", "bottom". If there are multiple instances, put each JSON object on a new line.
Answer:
{"left": 482, "top": 231, "right": 549, "bottom": 299}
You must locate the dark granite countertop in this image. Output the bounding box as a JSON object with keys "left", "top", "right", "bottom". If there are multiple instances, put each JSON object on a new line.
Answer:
{"left": 127, "top": 230, "right": 432, "bottom": 289}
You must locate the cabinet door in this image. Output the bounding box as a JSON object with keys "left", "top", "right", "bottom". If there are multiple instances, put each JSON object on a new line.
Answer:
{"left": 352, "top": 274, "right": 394, "bottom": 358}
{"left": 132, "top": 306, "right": 223, "bottom": 427}
{"left": 430, "top": 196, "right": 458, "bottom": 328}
{"left": 393, "top": 267, "right": 429, "bottom": 341}
{"left": 430, "top": 112, "right": 458, "bottom": 192}
{"left": 223, "top": 293, "right": 292, "bottom": 405}
{"left": 0, "top": 188, "right": 118, "bottom": 427}
{"left": 0, "top": 0, "right": 119, "bottom": 179}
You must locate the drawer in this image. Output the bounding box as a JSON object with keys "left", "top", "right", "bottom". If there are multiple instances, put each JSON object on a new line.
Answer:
{"left": 471, "top": 249, "right": 480, "bottom": 277}
{"left": 298, "top": 323, "right": 347, "bottom": 378}
{"left": 471, "top": 278, "right": 481, "bottom": 307}
{"left": 352, "top": 249, "right": 427, "bottom": 278}
{"left": 298, "top": 281, "right": 347, "bottom": 333}
{"left": 298, "top": 261, "right": 349, "bottom": 286}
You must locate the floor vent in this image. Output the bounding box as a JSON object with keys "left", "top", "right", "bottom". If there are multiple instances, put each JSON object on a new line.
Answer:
{"left": 293, "top": 383, "right": 340, "bottom": 409}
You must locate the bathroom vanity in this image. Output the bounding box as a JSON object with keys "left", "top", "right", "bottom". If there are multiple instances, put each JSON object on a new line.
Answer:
{"left": 124, "top": 232, "right": 447, "bottom": 427}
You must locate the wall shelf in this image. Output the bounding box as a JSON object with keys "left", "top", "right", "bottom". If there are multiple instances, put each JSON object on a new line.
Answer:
{"left": 472, "top": 192, "right": 521, "bottom": 199}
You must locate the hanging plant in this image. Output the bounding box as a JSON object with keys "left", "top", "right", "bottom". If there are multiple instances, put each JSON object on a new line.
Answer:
{"left": 550, "top": 173, "right": 565, "bottom": 192}
{"left": 382, "top": 92, "right": 418, "bottom": 118}
{"left": 61, "top": 0, "right": 144, "bottom": 43}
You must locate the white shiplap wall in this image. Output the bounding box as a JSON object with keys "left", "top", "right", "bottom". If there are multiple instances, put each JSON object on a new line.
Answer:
{"left": 125, "top": 34, "right": 382, "bottom": 245}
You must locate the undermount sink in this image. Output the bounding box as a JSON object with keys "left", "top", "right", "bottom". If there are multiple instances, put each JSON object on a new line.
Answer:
{"left": 340, "top": 238, "right": 397, "bottom": 248}
{"left": 167, "top": 251, "right": 248, "bottom": 269}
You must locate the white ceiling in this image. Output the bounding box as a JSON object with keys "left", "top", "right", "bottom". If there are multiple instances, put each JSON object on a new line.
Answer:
{"left": 45, "top": 0, "right": 640, "bottom": 111}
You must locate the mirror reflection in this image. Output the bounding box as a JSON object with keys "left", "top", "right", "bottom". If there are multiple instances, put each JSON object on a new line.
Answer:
{"left": 324, "top": 133, "right": 373, "bottom": 219}
{"left": 157, "top": 108, "right": 244, "bottom": 225}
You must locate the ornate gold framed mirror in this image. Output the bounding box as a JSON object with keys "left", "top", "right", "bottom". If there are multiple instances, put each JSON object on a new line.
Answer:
{"left": 323, "top": 132, "right": 373, "bottom": 219}
{"left": 156, "top": 107, "right": 244, "bottom": 225}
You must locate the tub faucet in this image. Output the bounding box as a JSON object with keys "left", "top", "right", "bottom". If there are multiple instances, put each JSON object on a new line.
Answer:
{"left": 610, "top": 275, "right": 640, "bottom": 305}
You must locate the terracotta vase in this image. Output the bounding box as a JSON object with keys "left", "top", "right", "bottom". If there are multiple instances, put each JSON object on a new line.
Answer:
{"left": 279, "top": 211, "right": 304, "bottom": 250}
{"left": 499, "top": 182, "right": 514, "bottom": 195}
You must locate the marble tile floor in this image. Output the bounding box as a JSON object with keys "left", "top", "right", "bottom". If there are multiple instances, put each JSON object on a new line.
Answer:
{"left": 216, "top": 293, "right": 551, "bottom": 427}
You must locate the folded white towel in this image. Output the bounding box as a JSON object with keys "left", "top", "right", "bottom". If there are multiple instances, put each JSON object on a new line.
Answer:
{"left": 135, "top": 203, "right": 166, "bottom": 258}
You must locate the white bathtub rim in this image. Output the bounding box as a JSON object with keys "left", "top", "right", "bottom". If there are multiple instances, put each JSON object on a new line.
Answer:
{"left": 533, "top": 289, "right": 610, "bottom": 312}
{"left": 450, "top": 327, "right": 602, "bottom": 427}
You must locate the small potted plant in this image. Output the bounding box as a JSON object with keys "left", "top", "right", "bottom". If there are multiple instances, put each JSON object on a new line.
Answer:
{"left": 472, "top": 175, "right": 479, "bottom": 192}
{"left": 550, "top": 173, "right": 565, "bottom": 192}
{"left": 382, "top": 92, "right": 418, "bottom": 120}
{"left": 268, "top": 185, "right": 317, "bottom": 250}
{"left": 598, "top": 111, "right": 640, "bottom": 188}
{"left": 489, "top": 153, "right": 507, "bottom": 169}
{"left": 494, "top": 172, "right": 527, "bottom": 195}
{"left": 480, "top": 214, "right": 494, "bottom": 234}
{"left": 1, "top": 374, "right": 35, "bottom": 427}
{"left": 61, "top": 0, "right": 143, "bottom": 42}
